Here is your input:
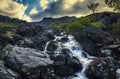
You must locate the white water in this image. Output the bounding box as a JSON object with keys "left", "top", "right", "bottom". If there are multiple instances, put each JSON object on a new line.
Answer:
{"left": 45, "top": 33, "right": 94, "bottom": 79}
{"left": 43, "top": 32, "right": 120, "bottom": 79}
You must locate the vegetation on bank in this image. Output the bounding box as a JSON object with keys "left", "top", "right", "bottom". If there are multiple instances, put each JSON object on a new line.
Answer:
{"left": 0, "top": 22, "right": 22, "bottom": 34}
{"left": 0, "top": 22, "right": 20, "bottom": 28}
{"left": 51, "top": 17, "right": 104, "bottom": 34}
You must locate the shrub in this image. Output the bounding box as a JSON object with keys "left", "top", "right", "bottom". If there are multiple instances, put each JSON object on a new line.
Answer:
{"left": 50, "top": 22, "right": 61, "bottom": 30}
{"left": 76, "top": 17, "right": 91, "bottom": 26}
{"left": 66, "top": 21, "right": 86, "bottom": 33}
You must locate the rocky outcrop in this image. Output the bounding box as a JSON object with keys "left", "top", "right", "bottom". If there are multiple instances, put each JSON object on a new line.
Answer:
{"left": 85, "top": 57, "right": 118, "bottom": 79}
{"left": 16, "top": 26, "right": 43, "bottom": 37}
{"left": 0, "top": 45, "right": 53, "bottom": 79}
{"left": 47, "top": 41, "right": 58, "bottom": 51}
{"left": 73, "top": 26, "right": 115, "bottom": 57}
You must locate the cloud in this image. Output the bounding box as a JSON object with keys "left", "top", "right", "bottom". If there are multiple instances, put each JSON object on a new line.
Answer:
{"left": 0, "top": 0, "right": 113, "bottom": 22}
{"left": 40, "top": 0, "right": 49, "bottom": 10}
{"left": 0, "top": 0, "right": 31, "bottom": 22}
{"left": 30, "top": 0, "right": 113, "bottom": 21}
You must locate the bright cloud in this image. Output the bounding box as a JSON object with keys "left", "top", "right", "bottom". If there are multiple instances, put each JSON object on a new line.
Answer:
{"left": 0, "top": 0, "right": 31, "bottom": 22}
{"left": 40, "top": 0, "right": 49, "bottom": 10}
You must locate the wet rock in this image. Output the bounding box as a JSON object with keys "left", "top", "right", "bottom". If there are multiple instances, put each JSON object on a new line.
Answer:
{"left": 53, "top": 30, "right": 65, "bottom": 36}
{"left": 101, "top": 49, "right": 112, "bottom": 56}
{"left": 59, "top": 37, "right": 68, "bottom": 42}
{"left": 53, "top": 55, "right": 82, "bottom": 77}
{"left": 1, "top": 45, "right": 53, "bottom": 77}
{"left": 116, "top": 69, "right": 120, "bottom": 79}
{"left": 61, "top": 48, "right": 71, "bottom": 56}
{"left": 47, "top": 41, "right": 57, "bottom": 51}
{"left": 104, "top": 45, "right": 120, "bottom": 60}
{"left": 85, "top": 57, "right": 117, "bottom": 79}
{"left": 0, "top": 60, "right": 19, "bottom": 79}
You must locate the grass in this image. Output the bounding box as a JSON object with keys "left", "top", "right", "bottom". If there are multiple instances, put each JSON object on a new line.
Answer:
{"left": 51, "top": 16, "right": 104, "bottom": 33}
{"left": 0, "top": 22, "right": 20, "bottom": 28}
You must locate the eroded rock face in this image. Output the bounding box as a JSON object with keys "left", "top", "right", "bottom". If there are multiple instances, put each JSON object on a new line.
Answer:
{"left": 0, "top": 60, "right": 19, "bottom": 79}
{"left": 1, "top": 45, "right": 53, "bottom": 78}
{"left": 85, "top": 57, "right": 117, "bottom": 79}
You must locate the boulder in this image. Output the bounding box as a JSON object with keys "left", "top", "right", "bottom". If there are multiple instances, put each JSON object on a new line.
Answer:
{"left": 1, "top": 45, "right": 53, "bottom": 78}
{"left": 87, "top": 27, "right": 114, "bottom": 44}
{"left": 73, "top": 31, "right": 97, "bottom": 56}
{"left": 53, "top": 55, "right": 82, "bottom": 77}
{"left": 73, "top": 26, "right": 114, "bottom": 56}
{"left": 0, "top": 60, "right": 19, "bottom": 79}
{"left": 85, "top": 57, "right": 117, "bottom": 79}
{"left": 47, "top": 41, "right": 58, "bottom": 51}
{"left": 59, "top": 37, "right": 68, "bottom": 42}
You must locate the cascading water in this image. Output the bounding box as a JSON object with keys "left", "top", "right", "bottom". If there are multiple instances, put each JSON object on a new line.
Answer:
{"left": 43, "top": 31, "right": 95, "bottom": 79}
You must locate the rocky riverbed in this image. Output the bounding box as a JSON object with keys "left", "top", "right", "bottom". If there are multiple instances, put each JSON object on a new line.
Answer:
{"left": 0, "top": 26, "right": 120, "bottom": 79}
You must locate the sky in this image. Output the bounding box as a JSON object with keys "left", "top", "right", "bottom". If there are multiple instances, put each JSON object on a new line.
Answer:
{"left": 0, "top": 0, "right": 113, "bottom": 22}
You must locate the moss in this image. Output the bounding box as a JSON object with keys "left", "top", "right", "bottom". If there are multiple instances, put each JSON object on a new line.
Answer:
{"left": 91, "top": 22, "right": 104, "bottom": 28}
{"left": 76, "top": 17, "right": 92, "bottom": 26}
{"left": 66, "top": 21, "right": 86, "bottom": 33}
{"left": 50, "top": 22, "right": 61, "bottom": 30}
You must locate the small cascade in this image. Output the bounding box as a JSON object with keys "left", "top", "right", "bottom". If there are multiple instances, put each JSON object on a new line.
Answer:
{"left": 43, "top": 41, "right": 50, "bottom": 53}
{"left": 49, "top": 32, "right": 95, "bottom": 79}
{"left": 60, "top": 35, "right": 94, "bottom": 79}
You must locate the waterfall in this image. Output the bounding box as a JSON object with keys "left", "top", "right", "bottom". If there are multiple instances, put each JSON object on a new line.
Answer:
{"left": 47, "top": 31, "right": 94, "bottom": 79}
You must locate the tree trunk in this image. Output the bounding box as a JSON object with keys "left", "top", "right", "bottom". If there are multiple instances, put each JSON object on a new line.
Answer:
{"left": 92, "top": 10, "right": 95, "bottom": 14}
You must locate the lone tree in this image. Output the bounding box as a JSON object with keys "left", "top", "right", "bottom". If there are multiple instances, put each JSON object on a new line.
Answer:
{"left": 87, "top": 2, "right": 99, "bottom": 14}
{"left": 105, "top": 0, "right": 120, "bottom": 11}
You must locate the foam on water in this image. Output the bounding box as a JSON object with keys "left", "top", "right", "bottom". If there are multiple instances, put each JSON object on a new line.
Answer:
{"left": 52, "top": 34, "right": 94, "bottom": 79}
